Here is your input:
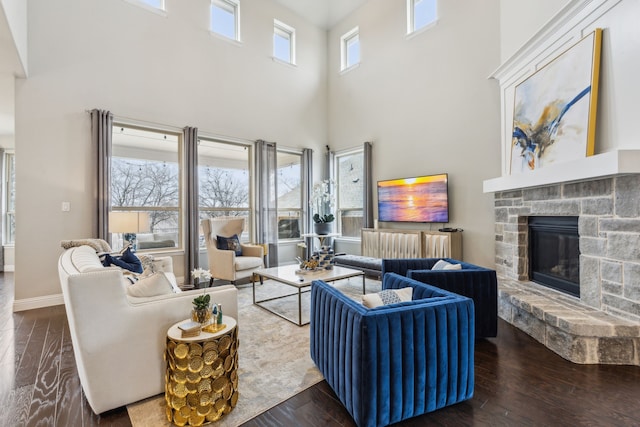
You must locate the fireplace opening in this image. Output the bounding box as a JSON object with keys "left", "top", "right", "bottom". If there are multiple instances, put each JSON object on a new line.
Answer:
{"left": 528, "top": 216, "right": 580, "bottom": 297}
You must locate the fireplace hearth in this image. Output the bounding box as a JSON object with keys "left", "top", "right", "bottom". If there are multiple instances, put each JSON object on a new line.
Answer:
{"left": 528, "top": 216, "right": 580, "bottom": 297}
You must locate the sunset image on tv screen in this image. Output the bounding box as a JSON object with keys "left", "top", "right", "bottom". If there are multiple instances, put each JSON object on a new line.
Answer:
{"left": 377, "top": 174, "right": 448, "bottom": 223}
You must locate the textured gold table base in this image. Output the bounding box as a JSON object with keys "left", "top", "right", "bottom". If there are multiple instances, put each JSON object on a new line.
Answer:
{"left": 165, "top": 327, "right": 239, "bottom": 426}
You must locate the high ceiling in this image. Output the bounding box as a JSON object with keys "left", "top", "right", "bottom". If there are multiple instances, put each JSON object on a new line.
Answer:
{"left": 274, "top": 0, "right": 368, "bottom": 29}
{"left": 0, "top": 0, "right": 370, "bottom": 144}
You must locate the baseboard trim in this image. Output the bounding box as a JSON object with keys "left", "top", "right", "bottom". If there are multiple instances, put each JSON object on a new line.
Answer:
{"left": 13, "top": 293, "right": 64, "bottom": 312}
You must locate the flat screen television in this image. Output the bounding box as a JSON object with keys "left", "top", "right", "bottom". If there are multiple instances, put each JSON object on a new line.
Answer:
{"left": 377, "top": 173, "right": 449, "bottom": 223}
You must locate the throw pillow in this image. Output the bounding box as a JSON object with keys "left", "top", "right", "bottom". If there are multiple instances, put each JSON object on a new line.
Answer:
{"left": 431, "top": 260, "right": 462, "bottom": 271}
{"left": 102, "top": 247, "right": 144, "bottom": 274}
{"left": 216, "top": 234, "right": 242, "bottom": 256}
{"left": 362, "top": 287, "right": 413, "bottom": 308}
{"left": 126, "top": 272, "right": 174, "bottom": 297}
{"left": 137, "top": 254, "right": 156, "bottom": 277}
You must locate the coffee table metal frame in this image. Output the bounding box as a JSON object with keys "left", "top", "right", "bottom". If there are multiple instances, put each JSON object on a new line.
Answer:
{"left": 253, "top": 264, "right": 365, "bottom": 326}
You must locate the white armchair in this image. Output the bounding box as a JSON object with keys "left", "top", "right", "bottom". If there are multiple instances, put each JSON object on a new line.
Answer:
{"left": 201, "top": 217, "right": 264, "bottom": 283}
{"left": 58, "top": 245, "right": 239, "bottom": 414}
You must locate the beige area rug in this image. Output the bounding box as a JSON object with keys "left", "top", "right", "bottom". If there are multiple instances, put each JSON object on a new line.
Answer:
{"left": 128, "top": 276, "right": 381, "bottom": 426}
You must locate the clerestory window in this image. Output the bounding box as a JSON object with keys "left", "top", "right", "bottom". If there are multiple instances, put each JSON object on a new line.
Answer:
{"left": 340, "top": 27, "right": 360, "bottom": 72}
{"left": 273, "top": 20, "right": 296, "bottom": 65}
{"left": 407, "top": 0, "right": 437, "bottom": 35}
{"left": 210, "top": 0, "right": 241, "bottom": 42}
{"left": 124, "top": 0, "right": 166, "bottom": 14}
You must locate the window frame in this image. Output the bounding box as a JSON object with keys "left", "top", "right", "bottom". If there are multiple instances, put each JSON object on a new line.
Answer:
{"left": 333, "top": 147, "right": 364, "bottom": 240}
{"left": 340, "top": 26, "right": 360, "bottom": 73}
{"left": 406, "top": 0, "right": 438, "bottom": 36}
{"left": 111, "top": 123, "right": 183, "bottom": 253}
{"left": 273, "top": 19, "right": 296, "bottom": 66}
{"left": 276, "top": 148, "right": 303, "bottom": 241}
{"left": 4, "top": 151, "right": 15, "bottom": 246}
{"left": 124, "top": 0, "right": 167, "bottom": 16}
{"left": 210, "top": 0, "right": 241, "bottom": 42}
{"left": 197, "top": 136, "right": 254, "bottom": 246}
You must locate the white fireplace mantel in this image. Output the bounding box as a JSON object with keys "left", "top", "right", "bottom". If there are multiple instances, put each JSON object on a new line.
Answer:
{"left": 483, "top": 149, "right": 640, "bottom": 193}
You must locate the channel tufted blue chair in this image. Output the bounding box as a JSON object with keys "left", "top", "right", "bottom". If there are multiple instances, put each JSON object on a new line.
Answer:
{"left": 382, "top": 258, "right": 498, "bottom": 338}
{"left": 310, "top": 273, "right": 475, "bottom": 427}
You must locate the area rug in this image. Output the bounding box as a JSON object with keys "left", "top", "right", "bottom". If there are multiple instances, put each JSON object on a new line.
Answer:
{"left": 127, "top": 276, "right": 380, "bottom": 426}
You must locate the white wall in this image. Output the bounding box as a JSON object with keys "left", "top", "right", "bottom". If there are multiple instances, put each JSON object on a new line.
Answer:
{"left": 328, "top": 0, "right": 502, "bottom": 268}
{"left": 0, "top": 0, "right": 28, "bottom": 76}
{"left": 499, "top": 0, "right": 569, "bottom": 62}
{"left": 14, "top": 0, "right": 327, "bottom": 305}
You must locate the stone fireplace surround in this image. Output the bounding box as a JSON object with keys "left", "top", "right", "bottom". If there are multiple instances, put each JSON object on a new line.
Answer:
{"left": 494, "top": 175, "right": 640, "bottom": 365}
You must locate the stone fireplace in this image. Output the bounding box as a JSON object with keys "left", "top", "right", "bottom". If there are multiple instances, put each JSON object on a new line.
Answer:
{"left": 492, "top": 175, "right": 640, "bottom": 365}
{"left": 483, "top": 0, "right": 640, "bottom": 364}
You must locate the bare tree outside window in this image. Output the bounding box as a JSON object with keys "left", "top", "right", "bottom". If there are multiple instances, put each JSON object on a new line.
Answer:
{"left": 111, "top": 158, "right": 179, "bottom": 233}
{"left": 199, "top": 167, "right": 249, "bottom": 211}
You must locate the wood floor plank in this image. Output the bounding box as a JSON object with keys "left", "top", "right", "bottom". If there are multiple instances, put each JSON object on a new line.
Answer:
{"left": 3, "top": 385, "right": 35, "bottom": 427}
{"left": 14, "top": 313, "right": 49, "bottom": 389}
{"left": 25, "top": 308, "right": 64, "bottom": 426}
{"left": 55, "top": 320, "right": 84, "bottom": 427}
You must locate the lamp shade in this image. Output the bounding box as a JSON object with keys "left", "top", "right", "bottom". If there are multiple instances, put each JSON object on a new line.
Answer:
{"left": 109, "top": 212, "right": 150, "bottom": 233}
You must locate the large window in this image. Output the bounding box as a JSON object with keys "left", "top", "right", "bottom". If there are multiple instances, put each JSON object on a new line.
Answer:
{"left": 273, "top": 20, "right": 296, "bottom": 65}
{"left": 210, "top": 0, "right": 240, "bottom": 41}
{"left": 340, "top": 27, "right": 360, "bottom": 72}
{"left": 407, "top": 0, "right": 437, "bottom": 35}
{"left": 335, "top": 148, "right": 364, "bottom": 238}
{"left": 111, "top": 125, "right": 181, "bottom": 251}
{"left": 197, "top": 138, "right": 252, "bottom": 245}
{"left": 276, "top": 150, "right": 302, "bottom": 239}
{"left": 4, "top": 152, "right": 15, "bottom": 245}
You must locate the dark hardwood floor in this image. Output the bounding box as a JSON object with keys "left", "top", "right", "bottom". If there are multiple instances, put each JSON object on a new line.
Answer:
{"left": 2, "top": 272, "right": 639, "bottom": 426}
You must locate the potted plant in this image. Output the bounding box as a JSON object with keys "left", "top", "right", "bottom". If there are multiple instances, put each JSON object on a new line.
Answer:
{"left": 311, "top": 180, "right": 336, "bottom": 235}
{"left": 192, "top": 293, "right": 212, "bottom": 324}
{"left": 191, "top": 267, "right": 212, "bottom": 288}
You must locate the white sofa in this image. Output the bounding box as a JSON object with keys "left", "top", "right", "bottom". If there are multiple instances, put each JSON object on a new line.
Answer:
{"left": 57, "top": 245, "right": 238, "bottom": 414}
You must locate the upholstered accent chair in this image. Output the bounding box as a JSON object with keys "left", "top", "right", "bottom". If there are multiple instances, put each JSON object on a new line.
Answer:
{"left": 201, "top": 217, "right": 264, "bottom": 283}
{"left": 310, "top": 273, "right": 475, "bottom": 427}
{"left": 382, "top": 258, "right": 498, "bottom": 338}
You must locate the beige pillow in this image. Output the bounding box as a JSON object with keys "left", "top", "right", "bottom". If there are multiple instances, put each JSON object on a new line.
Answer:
{"left": 126, "top": 272, "right": 174, "bottom": 297}
{"left": 362, "top": 287, "right": 413, "bottom": 308}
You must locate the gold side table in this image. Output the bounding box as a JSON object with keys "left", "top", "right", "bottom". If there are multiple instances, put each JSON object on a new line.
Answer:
{"left": 165, "top": 316, "right": 238, "bottom": 426}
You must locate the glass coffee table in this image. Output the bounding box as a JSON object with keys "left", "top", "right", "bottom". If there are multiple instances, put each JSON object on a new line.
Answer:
{"left": 253, "top": 264, "right": 365, "bottom": 326}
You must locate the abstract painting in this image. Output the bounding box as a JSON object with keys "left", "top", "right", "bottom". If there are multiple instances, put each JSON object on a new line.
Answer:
{"left": 510, "top": 29, "right": 602, "bottom": 173}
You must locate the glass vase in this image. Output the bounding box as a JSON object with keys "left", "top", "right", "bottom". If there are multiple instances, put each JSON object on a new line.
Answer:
{"left": 191, "top": 307, "right": 211, "bottom": 325}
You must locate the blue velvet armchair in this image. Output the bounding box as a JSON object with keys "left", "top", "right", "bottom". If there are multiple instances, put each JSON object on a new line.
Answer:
{"left": 381, "top": 258, "right": 498, "bottom": 338}
{"left": 310, "top": 273, "right": 475, "bottom": 427}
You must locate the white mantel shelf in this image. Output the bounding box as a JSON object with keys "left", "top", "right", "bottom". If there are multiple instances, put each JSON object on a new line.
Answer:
{"left": 483, "top": 149, "right": 640, "bottom": 193}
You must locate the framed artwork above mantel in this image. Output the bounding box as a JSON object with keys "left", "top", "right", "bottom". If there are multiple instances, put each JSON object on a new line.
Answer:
{"left": 509, "top": 28, "right": 603, "bottom": 174}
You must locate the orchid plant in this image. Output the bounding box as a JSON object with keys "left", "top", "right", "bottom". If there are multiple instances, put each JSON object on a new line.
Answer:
{"left": 191, "top": 268, "right": 212, "bottom": 283}
{"left": 310, "top": 180, "right": 336, "bottom": 223}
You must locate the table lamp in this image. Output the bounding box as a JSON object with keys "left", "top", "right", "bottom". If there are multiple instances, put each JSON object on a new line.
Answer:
{"left": 109, "top": 211, "right": 150, "bottom": 251}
